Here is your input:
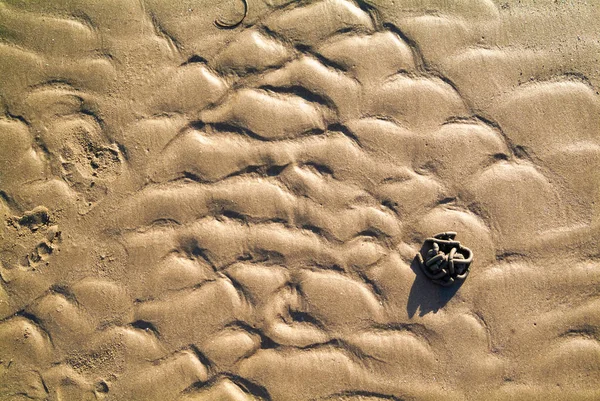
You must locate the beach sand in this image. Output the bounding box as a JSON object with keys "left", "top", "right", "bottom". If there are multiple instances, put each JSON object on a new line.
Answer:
{"left": 1, "top": 0, "right": 599, "bottom": 399}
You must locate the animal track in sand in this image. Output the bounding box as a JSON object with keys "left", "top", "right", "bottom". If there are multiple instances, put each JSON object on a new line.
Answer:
{"left": 214, "top": 0, "right": 248, "bottom": 29}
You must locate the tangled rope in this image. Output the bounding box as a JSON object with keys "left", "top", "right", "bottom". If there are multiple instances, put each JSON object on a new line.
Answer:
{"left": 416, "top": 232, "right": 473, "bottom": 287}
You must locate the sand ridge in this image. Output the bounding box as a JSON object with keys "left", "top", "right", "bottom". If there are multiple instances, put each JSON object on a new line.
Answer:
{"left": 0, "top": 0, "right": 599, "bottom": 400}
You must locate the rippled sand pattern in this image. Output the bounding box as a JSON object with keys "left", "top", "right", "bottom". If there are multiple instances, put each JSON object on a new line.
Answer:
{"left": 1, "top": 0, "right": 599, "bottom": 400}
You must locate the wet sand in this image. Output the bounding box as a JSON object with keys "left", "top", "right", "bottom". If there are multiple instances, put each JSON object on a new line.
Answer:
{"left": 1, "top": 0, "right": 599, "bottom": 400}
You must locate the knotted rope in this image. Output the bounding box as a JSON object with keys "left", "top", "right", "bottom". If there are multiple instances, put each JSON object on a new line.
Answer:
{"left": 416, "top": 232, "right": 473, "bottom": 286}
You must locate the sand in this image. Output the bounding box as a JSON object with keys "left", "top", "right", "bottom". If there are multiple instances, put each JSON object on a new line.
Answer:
{"left": 0, "top": 0, "right": 599, "bottom": 400}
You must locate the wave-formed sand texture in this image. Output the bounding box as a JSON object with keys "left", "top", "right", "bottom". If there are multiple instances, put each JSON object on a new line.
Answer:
{"left": 1, "top": 0, "right": 599, "bottom": 400}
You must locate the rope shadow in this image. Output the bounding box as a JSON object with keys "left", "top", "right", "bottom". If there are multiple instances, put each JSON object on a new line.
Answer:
{"left": 406, "top": 253, "right": 464, "bottom": 318}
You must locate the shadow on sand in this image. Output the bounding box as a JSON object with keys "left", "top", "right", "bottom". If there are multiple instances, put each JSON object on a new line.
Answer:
{"left": 406, "top": 253, "right": 464, "bottom": 318}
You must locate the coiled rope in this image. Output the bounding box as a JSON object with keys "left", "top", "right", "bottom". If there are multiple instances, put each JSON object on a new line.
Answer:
{"left": 416, "top": 232, "right": 473, "bottom": 286}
